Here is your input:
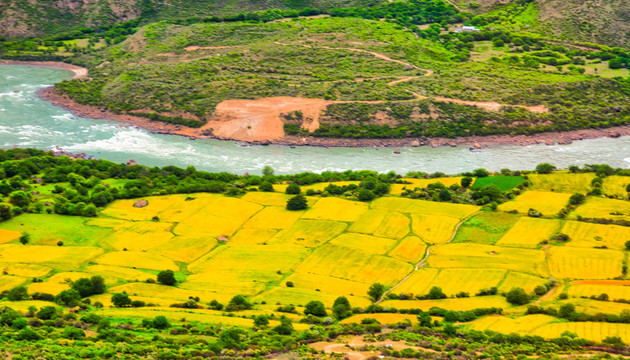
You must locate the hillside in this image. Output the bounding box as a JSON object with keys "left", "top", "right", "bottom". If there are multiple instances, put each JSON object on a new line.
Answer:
{"left": 3, "top": 149, "right": 630, "bottom": 358}
{"left": 0, "top": 0, "right": 379, "bottom": 38}
{"left": 453, "top": 0, "right": 630, "bottom": 47}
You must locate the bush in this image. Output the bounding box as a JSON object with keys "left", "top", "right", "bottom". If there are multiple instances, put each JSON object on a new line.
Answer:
{"left": 368, "top": 283, "right": 386, "bottom": 302}
{"left": 506, "top": 288, "right": 530, "bottom": 305}
{"left": 152, "top": 315, "right": 171, "bottom": 329}
{"left": 286, "top": 195, "right": 308, "bottom": 210}
{"left": 357, "top": 188, "right": 376, "bottom": 202}
{"left": 226, "top": 295, "right": 252, "bottom": 311}
{"left": 536, "top": 163, "right": 556, "bottom": 174}
{"left": 568, "top": 193, "right": 585, "bottom": 206}
{"left": 111, "top": 293, "right": 132, "bottom": 307}
{"left": 259, "top": 182, "right": 274, "bottom": 192}
{"left": 285, "top": 184, "right": 301, "bottom": 195}
{"left": 304, "top": 301, "right": 327, "bottom": 317}
{"left": 157, "top": 270, "right": 177, "bottom": 286}
{"left": 428, "top": 286, "right": 447, "bottom": 300}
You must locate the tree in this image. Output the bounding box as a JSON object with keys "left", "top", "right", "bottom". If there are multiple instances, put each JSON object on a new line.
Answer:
{"left": 357, "top": 188, "right": 376, "bottom": 202}
{"left": 9, "top": 190, "right": 30, "bottom": 208}
{"left": 157, "top": 270, "right": 176, "bottom": 286}
{"left": 461, "top": 177, "right": 473, "bottom": 188}
{"left": 473, "top": 168, "right": 490, "bottom": 178}
{"left": 625, "top": 240, "right": 630, "bottom": 251}
{"left": 72, "top": 278, "right": 95, "bottom": 298}
{"left": 37, "top": 306, "right": 58, "bottom": 320}
{"left": 568, "top": 193, "right": 585, "bottom": 206}
{"left": 534, "top": 285, "right": 548, "bottom": 296}
{"left": 427, "top": 286, "right": 447, "bottom": 299}
{"left": 226, "top": 295, "right": 252, "bottom": 311}
{"left": 304, "top": 300, "right": 327, "bottom": 317}
{"left": 286, "top": 195, "right": 308, "bottom": 210}
{"left": 536, "top": 163, "right": 556, "bottom": 174}
{"left": 7, "top": 286, "right": 28, "bottom": 301}
{"left": 262, "top": 166, "right": 275, "bottom": 177}
{"left": 55, "top": 289, "right": 81, "bottom": 306}
{"left": 254, "top": 315, "right": 269, "bottom": 327}
{"left": 259, "top": 182, "right": 274, "bottom": 192}
{"left": 152, "top": 315, "right": 171, "bottom": 329}
{"left": 62, "top": 326, "right": 85, "bottom": 340}
{"left": 558, "top": 303, "right": 576, "bottom": 319}
{"left": 506, "top": 287, "right": 529, "bottom": 305}
{"left": 438, "top": 188, "right": 452, "bottom": 201}
{"left": 273, "top": 316, "right": 294, "bottom": 335}
{"left": 368, "top": 283, "right": 386, "bottom": 302}
{"left": 19, "top": 232, "right": 29, "bottom": 245}
{"left": 91, "top": 276, "right": 105, "bottom": 294}
{"left": 0, "top": 204, "right": 12, "bottom": 220}
{"left": 111, "top": 293, "right": 132, "bottom": 307}
{"left": 285, "top": 184, "right": 301, "bottom": 195}
{"left": 332, "top": 296, "right": 352, "bottom": 320}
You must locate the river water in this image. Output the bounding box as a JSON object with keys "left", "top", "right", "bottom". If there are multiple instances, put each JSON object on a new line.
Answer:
{"left": 1, "top": 64, "right": 629, "bottom": 175}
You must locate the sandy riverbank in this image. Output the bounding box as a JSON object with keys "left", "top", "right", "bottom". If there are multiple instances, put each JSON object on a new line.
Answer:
{"left": 15, "top": 60, "right": 630, "bottom": 149}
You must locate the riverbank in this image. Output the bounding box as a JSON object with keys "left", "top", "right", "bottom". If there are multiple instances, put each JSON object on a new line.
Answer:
{"left": 24, "top": 60, "right": 630, "bottom": 149}
{"left": 0, "top": 60, "right": 88, "bottom": 79}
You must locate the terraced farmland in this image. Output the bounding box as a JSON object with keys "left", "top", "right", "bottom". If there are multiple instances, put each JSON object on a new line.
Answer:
{"left": 4, "top": 171, "right": 630, "bottom": 345}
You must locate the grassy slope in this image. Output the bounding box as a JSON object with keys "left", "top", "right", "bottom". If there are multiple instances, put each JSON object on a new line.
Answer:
{"left": 54, "top": 16, "right": 630, "bottom": 139}
{"left": 0, "top": 0, "right": 380, "bottom": 38}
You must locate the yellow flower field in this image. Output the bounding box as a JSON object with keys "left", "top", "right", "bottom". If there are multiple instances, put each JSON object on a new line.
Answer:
{"left": 548, "top": 247, "right": 624, "bottom": 279}
{"left": 497, "top": 191, "right": 571, "bottom": 216}
{"left": 527, "top": 173, "right": 596, "bottom": 193}
{"left": 411, "top": 214, "right": 460, "bottom": 244}
{"left": 495, "top": 217, "right": 561, "bottom": 248}
{"left": 388, "top": 235, "right": 427, "bottom": 263}
{"left": 348, "top": 209, "right": 410, "bottom": 239}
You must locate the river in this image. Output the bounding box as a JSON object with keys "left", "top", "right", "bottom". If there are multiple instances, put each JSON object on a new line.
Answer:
{"left": 1, "top": 64, "right": 629, "bottom": 175}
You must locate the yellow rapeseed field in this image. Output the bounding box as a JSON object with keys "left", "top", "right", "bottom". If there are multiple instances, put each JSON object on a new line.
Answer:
{"left": 428, "top": 243, "right": 548, "bottom": 277}
{"left": 0, "top": 244, "right": 104, "bottom": 271}
{"left": 390, "top": 177, "right": 463, "bottom": 195}
{"left": 498, "top": 271, "right": 549, "bottom": 294}
{"left": 388, "top": 236, "right": 427, "bottom": 263}
{"left": 302, "top": 197, "right": 368, "bottom": 222}
{"left": 428, "top": 268, "right": 507, "bottom": 296}
{"left": 271, "top": 219, "right": 347, "bottom": 247}
{"left": 548, "top": 247, "right": 624, "bottom": 279}
{"left": 254, "top": 286, "right": 372, "bottom": 308}
{"left": 570, "top": 197, "right": 630, "bottom": 222}
{"left": 0, "top": 229, "right": 21, "bottom": 245}
{"left": 602, "top": 175, "right": 630, "bottom": 197}
{"left": 85, "top": 264, "right": 154, "bottom": 282}
{"left": 0, "top": 275, "right": 26, "bottom": 292}
{"left": 395, "top": 268, "right": 439, "bottom": 296}
{"left": 561, "top": 221, "right": 630, "bottom": 250}
{"left": 0, "top": 263, "right": 52, "bottom": 277}
{"left": 282, "top": 272, "right": 371, "bottom": 297}
{"left": 329, "top": 233, "right": 398, "bottom": 254}
{"left": 381, "top": 296, "right": 511, "bottom": 311}
{"left": 241, "top": 192, "right": 298, "bottom": 206}
{"left": 348, "top": 209, "right": 410, "bottom": 239}
{"left": 534, "top": 321, "right": 630, "bottom": 343}
{"left": 243, "top": 206, "right": 303, "bottom": 229}
{"left": 469, "top": 314, "right": 555, "bottom": 334}
{"left": 568, "top": 281, "right": 630, "bottom": 300}
{"left": 411, "top": 214, "right": 460, "bottom": 244}
{"left": 295, "top": 244, "right": 413, "bottom": 286}
{"left": 497, "top": 191, "right": 571, "bottom": 216}
{"left": 372, "top": 197, "right": 478, "bottom": 219}
{"left": 495, "top": 217, "right": 561, "bottom": 248}
{"left": 27, "top": 282, "right": 70, "bottom": 295}
{"left": 150, "top": 236, "right": 217, "bottom": 263}
{"left": 230, "top": 228, "right": 278, "bottom": 245}
{"left": 527, "top": 173, "right": 596, "bottom": 193}
{"left": 341, "top": 313, "right": 418, "bottom": 324}
{"left": 94, "top": 251, "right": 179, "bottom": 271}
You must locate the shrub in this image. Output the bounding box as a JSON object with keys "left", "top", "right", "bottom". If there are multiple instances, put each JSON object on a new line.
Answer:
{"left": 286, "top": 195, "right": 308, "bottom": 210}
{"left": 536, "top": 163, "right": 556, "bottom": 174}
{"left": 226, "top": 295, "right": 252, "bottom": 311}
{"left": 111, "top": 293, "right": 132, "bottom": 307}
{"left": 304, "top": 301, "right": 327, "bottom": 317}
{"left": 368, "top": 283, "right": 386, "bottom": 302}
{"left": 285, "top": 184, "right": 301, "bottom": 195}
{"left": 506, "top": 288, "right": 529, "bottom": 305}
{"left": 157, "top": 270, "right": 177, "bottom": 286}
{"left": 152, "top": 315, "right": 171, "bottom": 329}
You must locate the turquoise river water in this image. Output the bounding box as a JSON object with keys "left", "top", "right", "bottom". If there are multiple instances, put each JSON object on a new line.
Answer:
{"left": 1, "top": 64, "right": 629, "bottom": 174}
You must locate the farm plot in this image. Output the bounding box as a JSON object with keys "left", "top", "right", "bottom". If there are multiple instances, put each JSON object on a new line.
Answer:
{"left": 381, "top": 296, "right": 511, "bottom": 311}
{"left": 372, "top": 197, "right": 478, "bottom": 219}
{"left": 330, "top": 233, "right": 398, "bottom": 254}
{"left": 281, "top": 272, "right": 370, "bottom": 298}
{"left": 527, "top": 173, "right": 595, "bottom": 193}
{"left": 0, "top": 275, "right": 26, "bottom": 292}
{"left": 348, "top": 210, "right": 410, "bottom": 239}
{"left": 150, "top": 235, "right": 217, "bottom": 263}
{"left": 570, "top": 298, "right": 630, "bottom": 315}
{"left": 534, "top": 322, "right": 630, "bottom": 343}
{"left": 302, "top": 181, "right": 361, "bottom": 192}
{"left": 96, "top": 307, "right": 258, "bottom": 327}
{"left": 497, "top": 191, "right": 571, "bottom": 216}
{"left": 410, "top": 214, "right": 460, "bottom": 244}
{"left": 230, "top": 228, "right": 278, "bottom": 245}
{"left": 428, "top": 243, "right": 548, "bottom": 277}
{"left": 302, "top": 197, "right": 368, "bottom": 222}
{"left": 85, "top": 265, "right": 155, "bottom": 282}
{"left": 0, "top": 229, "right": 21, "bottom": 245}
{"left": 390, "top": 177, "right": 463, "bottom": 195}
{"left": 452, "top": 211, "right": 520, "bottom": 245}
{"left": 568, "top": 281, "right": 630, "bottom": 300}
{"left": 0, "top": 244, "right": 104, "bottom": 271}
{"left": 398, "top": 268, "right": 506, "bottom": 297}
{"left": 255, "top": 286, "right": 372, "bottom": 308}
{"left": 468, "top": 314, "right": 555, "bottom": 334}
{"left": 0, "top": 263, "right": 52, "bottom": 278}
{"left": 188, "top": 244, "right": 310, "bottom": 281}
{"left": 395, "top": 268, "right": 440, "bottom": 296}
{"left": 174, "top": 196, "right": 263, "bottom": 237}
{"left": 243, "top": 206, "right": 303, "bottom": 229}
{"left": 295, "top": 244, "right": 413, "bottom": 286}
{"left": 94, "top": 251, "right": 178, "bottom": 271}
{"left": 105, "top": 221, "right": 175, "bottom": 251}
{"left": 388, "top": 236, "right": 427, "bottom": 263}
{"left": 107, "top": 283, "right": 232, "bottom": 305}
{"left": 27, "top": 282, "right": 69, "bottom": 295}
{"left": 0, "top": 214, "right": 113, "bottom": 247}
{"left": 495, "top": 217, "right": 561, "bottom": 248}
{"left": 547, "top": 247, "right": 624, "bottom": 279}
{"left": 101, "top": 195, "right": 189, "bottom": 221}
{"left": 472, "top": 176, "right": 525, "bottom": 192}
{"left": 48, "top": 272, "right": 118, "bottom": 286}
{"left": 182, "top": 271, "right": 268, "bottom": 298}
{"left": 602, "top": 176, "right": 630, "bottom": 197}
{"left": 271, "top": 219, "right": 347, "bottom": 247}
{"left": 561, "top": 221, "right": 630, "bottom": 250}
{"left": 498, "top": 271, "right": 549, "bottom": 294}
{"left": 341, "top": 313, "right": 418, "bottom": 325}
{"left": 570, "top": 197, "right": 630, "bottom": 222}
{"left": 241, "top": 192, "right": 299, "bottom": 206}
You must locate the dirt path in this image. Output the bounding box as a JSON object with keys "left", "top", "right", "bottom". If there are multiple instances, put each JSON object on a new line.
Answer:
{"left": 377, "top": 211, "right": 479, "bottom": 302}
{"left": 310, "top": 334, "right": 435, "bottom": 359}
{"left": 536, "top": 281, "right": 564, "bottom": 305}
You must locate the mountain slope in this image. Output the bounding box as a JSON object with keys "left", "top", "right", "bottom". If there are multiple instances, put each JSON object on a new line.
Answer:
{"left": 0, "top": 0, "right": 380, "bottom": 38}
